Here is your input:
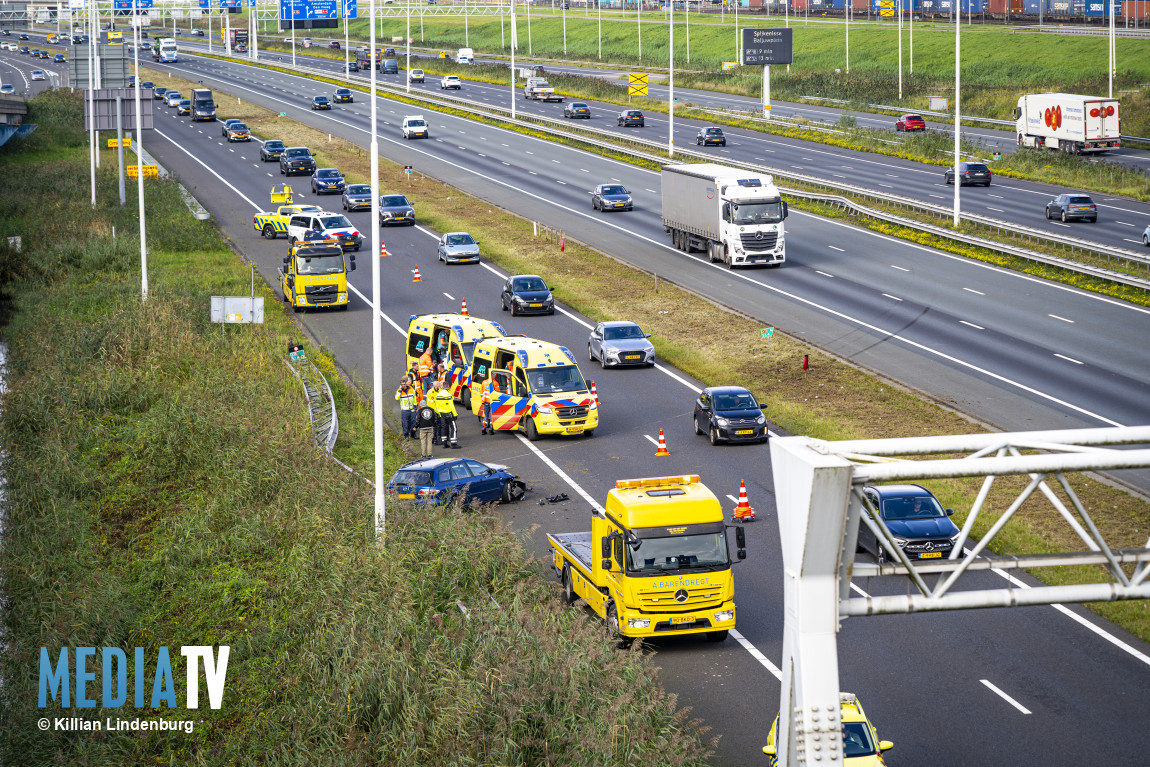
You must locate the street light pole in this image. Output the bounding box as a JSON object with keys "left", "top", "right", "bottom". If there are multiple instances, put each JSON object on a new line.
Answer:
{"left": 133, "top": 2, "right": 147, "bottom": 301}
{"left": 952, "top": 7, "right": 960, "bottom": 227}
{"left": 669, "top": 6, "right": 674, "bottom": 157}
{"left": 898, "top": 0, "right": 903, "bottom": 99}
{"left": 368, "top": 0, "right": 385, "bottom": 541}
{"left": 511, "top": 0, "right": 517, "bottom": 118}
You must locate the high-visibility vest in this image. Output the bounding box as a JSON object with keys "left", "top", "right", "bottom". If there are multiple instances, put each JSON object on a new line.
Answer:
{"left": 480, "top": 387, "right": 491, "bottom": 406}
{"left": 418, "top": 352, "right": 434, "bottom": 377}
{"left": 395, "top": 387, "right": 417, "bottom": 410}
{"left": 432, "top": 388, "right": 457, "bottom": 417}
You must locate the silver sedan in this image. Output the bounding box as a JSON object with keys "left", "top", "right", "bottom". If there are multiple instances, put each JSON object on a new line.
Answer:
{"left": 588, "top": 321, "right": 655, "bottom": 368}
{"left": 437, "top": 232, "right": 480, "bottom": 264}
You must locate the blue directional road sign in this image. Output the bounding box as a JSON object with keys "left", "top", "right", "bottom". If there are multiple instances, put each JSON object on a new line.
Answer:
{"left": 343, "top": 0, "right": 357, "bottom": 19}
{"left": 310, "top": 0, "right": 337, "bottom": 17}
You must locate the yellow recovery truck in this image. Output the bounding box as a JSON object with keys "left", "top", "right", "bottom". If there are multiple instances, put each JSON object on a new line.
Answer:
{"left": 253, "top": 184, "right": 322, "bottom": 239}
{"left": 278, "top": 238, "right": 356, "bottom": 312}
{"left": 548, "top": 474, "right": 745, "bottom": 644}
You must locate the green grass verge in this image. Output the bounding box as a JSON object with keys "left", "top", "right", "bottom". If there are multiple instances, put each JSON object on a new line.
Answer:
{"left": 0, "top": 89, "right": 715, "bottom": 766}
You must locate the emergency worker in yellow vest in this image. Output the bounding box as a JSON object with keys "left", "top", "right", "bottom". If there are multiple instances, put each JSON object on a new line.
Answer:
{"left": 395, "top": 376, "right": 418, "bottom": 439}
{"left": 431, "top": 382, "right": 460, "bottom": 448}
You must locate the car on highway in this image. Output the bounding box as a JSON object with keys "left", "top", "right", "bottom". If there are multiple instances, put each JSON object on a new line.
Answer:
{"left": 381, "top": 58, "right": 399, "bottom": 74}
{"left": 763, "top": 693, "right": 893, "bottom": 766}
{"left": 30, "top": 69, "right": 45, "bottom": 81}
{"left": 500, "top": 274, "right": 554, "bottom": 315}
{"left": 696, "top": 126, "right": 727, "bottom": 146}
{"left": 333, "top": 87, "right": 353, "bottom": 103}
{"left": 177, "top": 99, "right": 191, "bottom": 116}
{"left": 341, "top": 184, "right": 373, "bottom": 212}
{"left": 311, "top": 167, "right": 346, "bottom": 195}
{"left": 140, "top": 80, "right": 154, "bottom": 90}
{"left": 408, "top": 68, "right": 425, "bottom": 83}
{"left": 693, "top": 386, "right": 768, "bottom": 446}
{"left": 944, "top": 161, "right": 992, "bottom": 186}
{"left": 311, "top": 95, "right": 331, "bottom": 110}
{"left": 29, "top": 48, "right": 39, "bottom": 56}
{"left": 440, "top": 75, "right": 462, "bottom": 90}
{"left": 221, "top": 118, "right": 243, "bottom": 136}
{"left": 53, "top": 53, "right": 65, "bottom": 63}
{"left": 563, "top": 101, "right": 591, "bottom": 119}
{"left": 587, "top": 321, "right": 654, "bottom": 368}
{"left": 260, "top": 139, "right": 285, "bottom": 161}
{"left": 858, "top": 483, "right": 961, "bottom": 564}
{"left": 347, "top": 60, "right": 359, "bottom": 72}
{"left": 128, "top": 75, "right": 136, "bottom": 86}
{"left": 224, "top": 122, "right": 251, "bottom": 142}
{"left": 17, "top": 46, "right": 28, "bottom": 54}
{"left": 0, "top": 84, "right": 14, "bottom": 94}
{"left": 438, "top": 232, "right": 480, "bottom": 264}
{"left": 1045, "top": 193, "right": 1097, "bottom": 223}
{"left": 38, "top": 51, "right": 49, "bottom": 59}
{"left": 590, "top": 183, "right": 633, "bottom": 212}
{"left": 328, "top": 40, "right": 340, "bottom": 49}
{"left": 152, "top": 85, "right": 167, "bottom": 100}
{"left": 18, "top": 33, "right": 28, "bottom": 40}
{"left": 383, "top": 47, "right": 397, "bottom": 57}
{"left": 386, "top": 457, "right": 526, "bottom": 507}
{"left": 1143, "top": 223, "right": 1150, "bottom": 246}
{"left": 617, "top": 109, "right": 644, "bottom": 127}
{"left": 163, "top": 90, "right": 182, "bottom": 107}
{"left": 379, "top": 193, "right": 415, "bottom": 225}
{"left": 401, "top": 115, "right": 429, "bottom": 139}
{"left": 895, "top": 113, "right": 926, "bottom": 131}
{"left": 279, "top": 146, "right": 317, "bottom": 176}
{"left": 0, "top": 29, "right": 8, "bottom": 35}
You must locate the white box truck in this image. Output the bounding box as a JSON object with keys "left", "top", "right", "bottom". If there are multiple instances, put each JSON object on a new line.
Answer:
{"left": 1013, "top": 93, "right": 1121, "bottom": 154}
{"left": 524, "top": 77, "right": 563, "bottom": 102}
{"left": 456, "top": 47, "right": 474, "bottom": 64}
{"left": 661, "top": 163, "right": 789, "bottom": 268}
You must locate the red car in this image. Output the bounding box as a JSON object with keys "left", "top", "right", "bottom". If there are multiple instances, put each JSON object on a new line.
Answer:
{"left": 895, "top": 113, "right": 926, "bottom": 132}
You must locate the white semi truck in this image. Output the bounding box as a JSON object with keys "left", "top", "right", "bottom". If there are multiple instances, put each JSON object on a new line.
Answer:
{"left": 153, "top": 37, "right": 178, "bottom": 64}
{"left": 661, "top": 163, "right": 789, "bottom": 268}
{"left": 1013, "top": 93, "right": 1121, "bottom": 154}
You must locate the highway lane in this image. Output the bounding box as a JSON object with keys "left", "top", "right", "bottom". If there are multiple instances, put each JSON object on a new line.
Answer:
{"left": 163, "top": 36, "right": 1150, "bottom": 256}
{"left": 142, "top": 95, "right": 1150, "bottom": 766}
{"left": 143, "top": 54, "right": 1150, "bottom": 458}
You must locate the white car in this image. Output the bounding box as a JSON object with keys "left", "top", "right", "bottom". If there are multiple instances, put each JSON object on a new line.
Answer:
{"left": 401, "top": 115, "right": 428, "bottom": 140}
{"left": 0, "top": 84, "right": 14, "bottom": 93}
{"left": 30, "top": 69, "right": 45, "bottom": 81}
{"left": 440, "top": 75, "right": 462, "bottom": 90}
{"left": 408, "top": 68, "right": 425, "bottom": 83}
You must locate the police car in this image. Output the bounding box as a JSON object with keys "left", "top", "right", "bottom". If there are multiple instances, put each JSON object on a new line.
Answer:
{"left": 285, "top": 211, "right": 363, "bottom": 252}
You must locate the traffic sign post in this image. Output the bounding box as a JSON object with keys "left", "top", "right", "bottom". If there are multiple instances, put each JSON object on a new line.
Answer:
{"left": 627, "top": 73, "right": 648, "bottom": 100}
{"left": 741, "top": 29, "right": 793, "bottom": 121}
{"left": 404, "top": 164, "right": 412, "bottom": 183}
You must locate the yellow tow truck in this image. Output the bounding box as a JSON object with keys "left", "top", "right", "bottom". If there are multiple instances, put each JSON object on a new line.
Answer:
{"left": 253, "top": 185, "right": 323, "bottom": 240}
{"left": 278, "top": 237, "right": 356, "bottom": 312}
{"left": 548, "top": 474, "right": 745, "bottom": 645}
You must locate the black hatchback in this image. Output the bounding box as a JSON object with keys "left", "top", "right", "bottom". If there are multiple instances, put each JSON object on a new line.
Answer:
{"left": 944, "top": 162, "right": 992, "bottom": 187}
{"left": 617, "top": 109, "right": 644, "bottom": 127}
{"left": 696, "top": 127, "right": 727, "bottom": 147}
{"left": 693, "top": 386, "right": 767, "bottom": 445}
{"left": 500, "top": 274, "right": 554, "bottom": 316}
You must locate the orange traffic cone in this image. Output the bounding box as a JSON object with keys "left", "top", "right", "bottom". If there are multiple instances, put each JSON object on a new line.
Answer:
{"left": 590, "top": 380, "right": 599, "bottom": 405}
{"left": 654, "top": 429, "right": 670, "bottom": 457}
{"left": 412, "top": 266, "right": 422, "bottom": 283}
{"left": 732, "top": 480, "right": 757, "bottom": 522}
{"left": 460, "top": 297, "right": 469, "bottom": 316}
{"left": 379, "top": 240, "right": 389, "bottom": 257}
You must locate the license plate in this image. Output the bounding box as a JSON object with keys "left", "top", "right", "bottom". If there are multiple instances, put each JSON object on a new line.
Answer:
{"left": 614, "top": 203, "right": 624, "bottom": 207}
{"left": 625, "top": 354, "right": 640, "bottom": 360}
{"left": 397, "top": 493, "right": 415, "bottom": 499}
{"left": 671, "top": 616, "right": 694, "bottom": 624}
{"left": 460, "top": 258, "right": 473, "bottom": 263}
{"left": 530, "top": 303, "right": 542, "bottom": 308}
{"left": 565, "top": 426, "right": 584, "bottom": 434}
{"left": 394, "top": 216, "right": 405, "bottom": 220}
{"left": 920, "top": 552, "right": 942, "bottom": 559}
{"left": 736, "top": 429, "right": 754, "bottom": 435}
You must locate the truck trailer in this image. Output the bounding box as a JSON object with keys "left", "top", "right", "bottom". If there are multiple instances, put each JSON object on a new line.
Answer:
{"left": 661, "top": 163, "right": 789, "bottom": 268}
{"left": 548, "top": 474, "right": 746, "bottom": 644}
{"left": 1013, "top": 93, "right": 1121, "bottom": 154}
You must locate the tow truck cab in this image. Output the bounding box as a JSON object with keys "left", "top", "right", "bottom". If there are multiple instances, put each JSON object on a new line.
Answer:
{"left": 279, "top": 239, "right": 355, "bottom": 312}
{"left": 548, "top": 474, "right": 745, "bottom": 643}
{"left": 467, "top": 336, "right": 598, "bottom": 440}
{"left": 405, "top": 313, "right": 508, "bottom": 401}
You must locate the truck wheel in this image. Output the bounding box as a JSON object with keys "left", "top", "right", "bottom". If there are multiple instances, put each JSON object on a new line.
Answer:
{"left": 262, "top": 224, "right": 276, "bottom": 239}
{"left": 291, "top": 291, "right": 301, "bottom": 313}
{"left": 561, "top": 565, "right": 575, "bottom": 605}
{"left": 525, "top": 417, "right": 539, "bottom": 442}
{"left": 706, "top": 630, "right": 729, "bottom": 642}
{"left": 606, "top": 603, "right": 632, "bottom": 649}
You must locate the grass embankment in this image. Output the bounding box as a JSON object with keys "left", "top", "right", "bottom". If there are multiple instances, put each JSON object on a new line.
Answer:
{"left": 146, "top": 69, "right": 1150, "bottom": 642}
{"left": 0, "top": 89, "right": 715, "bottom": 766}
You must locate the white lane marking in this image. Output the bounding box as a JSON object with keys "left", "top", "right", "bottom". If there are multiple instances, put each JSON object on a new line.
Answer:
{"left": 878, "top": 183, "right": 893, "bottom": 188}
{"left": 1050, "top": 221, "right": 1071, "bottom": 228}
{"left": 645, "top": 188, "right": 657, "bottom": 193}
{"left": 442, "top": 292, "right": 454, "bottom": 300}
{"left": 960, "top": 320, "right": 985, "bottom": 330}
{"left": 980, "top": 680, "right": 1032, "bottom": 715}
{"left": 551, "top": 159, "right": 561, "bottom": 164}
{"left": 964, "top": 287, "right": 985, "bottom": 295}
{"left": 730, "top": 630, "right": 783, "bottom": 680}
{"left": 988, "top": 193, "right": 1004, "bottom": 199}
{"left": 1055, "top": 353, "right": 1084, "bottom": 365}
{"left": 1115, "top": 221, "right": 1135, "bottom": 227}
{"left": 882, "top": 293, "right": 903, "bottom": 302}
{"left": 987, "top": 207, "right": 1005, "bottom": 213}
{"left": 556, "top": 180, "right": 567, "bottom": 185}
{"left": 726, "top": 494, "right": 739, "bottom": 504}
{"left": 891, "top": 265, "right": 910, "bottom": 272}
{"left": 644, "top": 434, "right": 658, "bottom": 446}
{"left": 816, "top": 270, "right": 834, "bottom": 278}
{"left": 828, "top": 245, "right": 845, "bottom": 252}
{"left": 1049, "top": 314, "right": 1074, "bottom": 323}
{"left": 850, "top": 583, "right": 870, "bottom": 598}
{"left": 929, "top": 194, "right": 946, "bottom": 199}
{"left": 529, "top": 171, "right": 537, "bottom": 175}
{"left": 1125, "top": 239, "right": 1144, "bottom": 245}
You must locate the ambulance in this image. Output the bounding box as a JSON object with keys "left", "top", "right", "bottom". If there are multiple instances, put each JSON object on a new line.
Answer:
{"left": 467, "top": 336, "right": 598, "bottom": 440}
{"left": 406, "top": 314, "right": 507, "bottom": 401}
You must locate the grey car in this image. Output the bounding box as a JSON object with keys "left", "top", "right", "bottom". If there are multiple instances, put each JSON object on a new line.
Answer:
{"left": 1142, "top": 223, "right": 1149, "bottom": 247}
{"left": 1045, "top": 193, "right": 1097, "bottom": 223}
{"left": 164, "top": 91, "right": 182, "bottom": 107}
{"left": 342, "top": 183, "right": 373, "bottom": 212}
{"left": 588, "top": 321, "right": 654, "bottom": 368}
{"left": 378, "top": 194, "right": 415, "bottom": 226}
{"left": 438, "top": 232, "right": 480, "bottom": 264}
{"left": 590, "top": 184, "right": 633, "bottom": 212}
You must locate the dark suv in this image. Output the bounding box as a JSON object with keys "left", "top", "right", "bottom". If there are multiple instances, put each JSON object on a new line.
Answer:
{"left": 279, "top": 146, "right": 317, "bottom": 177}
{"left": 696, "top": 127, "right": 727, "bottom": 147}
{"left": 617, "top": 109, "right": 644, "bottom": 127}
{"left": 944, "top": 162, "right": 992, "bottom": 187}
{"left": 858, "top": 484, "right": 961, "bottom": 564}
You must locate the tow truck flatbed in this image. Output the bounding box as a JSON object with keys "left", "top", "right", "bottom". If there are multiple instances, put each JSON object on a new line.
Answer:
{"left": 547, "top": 531, "right": 594, "bottom": 576}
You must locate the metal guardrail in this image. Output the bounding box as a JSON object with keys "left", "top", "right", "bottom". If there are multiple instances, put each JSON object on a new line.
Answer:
{"left": 283, "top": 355, "right": 339, "bottom": 453}
{"left": 195, "top": 51, "right": 1150, "bottom": 288}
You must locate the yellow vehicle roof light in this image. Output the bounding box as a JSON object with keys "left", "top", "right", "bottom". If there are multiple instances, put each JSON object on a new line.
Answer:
{"left": 614, "top": 475, "right": 701, "bottom": 490}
